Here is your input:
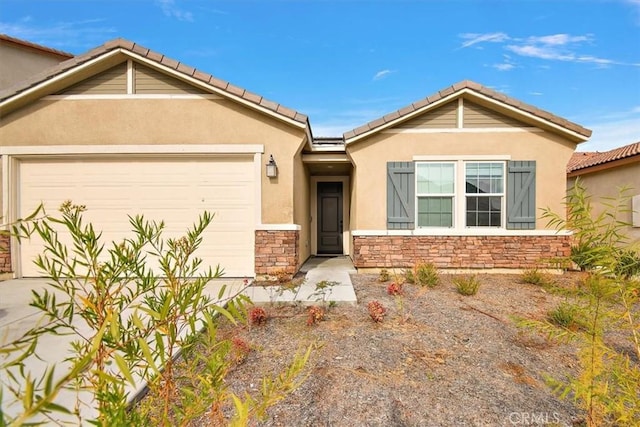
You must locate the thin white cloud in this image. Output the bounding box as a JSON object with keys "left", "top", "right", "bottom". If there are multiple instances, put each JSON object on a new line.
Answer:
{"left": 459, "top": 31, "right": 627, "bottom": 67}
{"left": 529, "top": 91, "right": 543, "bottom": 96}
{"left": 526, "top": 34, "right": 592, "bottom": 45}
{"left": 0, "top": 18, "right": 117, "bottom": 50}
{"left": 372, "top": 69, "right": 395, "bottom": 81}
{"left": 578, "top": 106, "right": 640, "bottom": 151}
{"left": 156, "top": 0, "right": 194, "bottom": 22}
{"left": 459, "top": 32, "right": 509, "bottom": 48}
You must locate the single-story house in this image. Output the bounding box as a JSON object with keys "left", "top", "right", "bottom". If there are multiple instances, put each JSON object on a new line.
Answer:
{"left": 567, "top": 142, "right": 640, "bottom": 243}
{"left": 0, "top": 37, "right": 592, "bottom": 278}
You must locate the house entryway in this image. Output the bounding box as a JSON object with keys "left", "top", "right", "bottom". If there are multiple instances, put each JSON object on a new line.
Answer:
{"left": 317, "top": 182, "right": 343, "bottom": 254}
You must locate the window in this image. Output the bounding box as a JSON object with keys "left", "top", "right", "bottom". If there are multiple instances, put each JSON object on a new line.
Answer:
{"left": 416, "top": 162, "right": 455, "bottom": 227}
{"left": 415, "top": 161, "right": 505, "bottom": 228}
{"left": 465, "top": 162, "right": 504, "bottom": 227}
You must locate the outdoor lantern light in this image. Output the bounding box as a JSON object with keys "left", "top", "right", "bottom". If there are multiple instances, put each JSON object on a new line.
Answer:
{"left": 266, "top": 155, "right": 278, "bottom": 178}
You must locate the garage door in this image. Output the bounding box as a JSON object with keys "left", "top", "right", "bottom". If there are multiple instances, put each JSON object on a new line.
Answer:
{"left": 17, "top": 155, "right": 256, "bottom": 277}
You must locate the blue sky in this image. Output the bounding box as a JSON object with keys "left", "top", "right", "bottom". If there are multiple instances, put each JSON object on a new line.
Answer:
{"left": 1, "top": 0, "right": 639, "bottom": 151}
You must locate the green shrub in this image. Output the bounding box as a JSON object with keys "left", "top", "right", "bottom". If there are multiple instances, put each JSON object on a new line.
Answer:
{"left": 520, "top": 268, "right": 548, "bottom": 286}
{"left": 404, "top": 268, "right": 415, "bottom": 284}
{"left": 378, "top": 268, "right": 390, "bottom": 282}
{"left": 454, "top": 275, "right": 481, "bottom": 296}
{"left": 414, "top": 262, "right": 440, "bottom": 287}
{"left": 615, "top": 249, "right": 640, "bottom": 279}
{"left": 547, "top": 302, "right": 580, "bottom": 329}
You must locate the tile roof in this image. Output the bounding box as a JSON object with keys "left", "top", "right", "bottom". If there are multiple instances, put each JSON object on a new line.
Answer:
{"left": 0, "top": 37, "right": 308, "bottom": 126}
{"left": 0, "top": 34, "right": 74, "bottom": 59}
{"left": 343, "top": 80, "right": 592, "bottom": 141}
{"left": 568, "top": 141, "right": 640, "bottom": 173}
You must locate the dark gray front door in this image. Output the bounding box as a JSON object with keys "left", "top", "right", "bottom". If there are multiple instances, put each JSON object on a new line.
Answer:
{"left": 317, "top": 182, "right": 343, "bottom": 254}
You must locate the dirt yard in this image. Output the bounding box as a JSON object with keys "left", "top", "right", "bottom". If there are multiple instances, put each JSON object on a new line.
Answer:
{"left": 194, "top": 273, "right": 588, "bottom": 427}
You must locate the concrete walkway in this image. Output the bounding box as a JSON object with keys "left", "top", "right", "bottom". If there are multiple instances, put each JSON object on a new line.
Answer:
{"left": 243, "top": 256, "right": 358, "bottom": 305}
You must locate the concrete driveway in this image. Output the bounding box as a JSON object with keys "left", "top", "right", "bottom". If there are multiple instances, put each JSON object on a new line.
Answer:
{"left": 0, "top": 277, "right": 246, "bottom": 423}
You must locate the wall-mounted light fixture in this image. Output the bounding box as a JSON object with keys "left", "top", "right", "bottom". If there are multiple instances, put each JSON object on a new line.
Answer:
{"left": 266, "top": 155, "right": 278, "bottom": 178}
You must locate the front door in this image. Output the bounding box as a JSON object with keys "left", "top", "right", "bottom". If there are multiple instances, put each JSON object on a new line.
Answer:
{"left": 317, "top": 182, "right": 343, "bottom": 254}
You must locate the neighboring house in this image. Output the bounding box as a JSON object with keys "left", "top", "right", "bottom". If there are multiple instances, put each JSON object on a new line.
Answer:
{"left": 0, "top": 34, "right": 73, "bottom": 90}
{"left": 567, "top": 142, "right": 640, "bottom": 243}
{"left": 0, "top": 38, "right": 592, "bottom": 278}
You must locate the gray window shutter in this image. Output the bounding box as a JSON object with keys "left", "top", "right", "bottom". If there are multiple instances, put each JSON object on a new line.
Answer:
{"left": 387, "top": 162, "right": 415, "bottom": 229}
{"left": 507, "top": 160, "right": 536, "bottom": 230}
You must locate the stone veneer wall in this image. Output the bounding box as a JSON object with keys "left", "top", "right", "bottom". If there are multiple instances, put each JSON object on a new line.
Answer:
{"left": 255, "top": 230, "right": 299, "bottom": 275}
{"left": 0, "top": 234, "right": 11, "bottom": 272}
{"left": 353, "top": 235, "right": 572, "bottom": 269}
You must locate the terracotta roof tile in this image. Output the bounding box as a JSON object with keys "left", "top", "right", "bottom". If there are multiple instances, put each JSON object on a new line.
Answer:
{"left": 0, "top": 37, "right": 309, "bottom": 126}
{"left": 0, "top": 34, "right": 74, "bottom": 59}
{"left": 131, "top": 44, "right": 149, "bottom": 57}
{"left": 343, "top": 80, "right": 592, "bottom": 141}
{"left": 568, "top": 142, "right": 640, "bottom": 173}
{"left": 159, "top": 56, "right": 179, "bottom": 70}
{"left": 146, "top": 50, "right": 164, "bottom": 63}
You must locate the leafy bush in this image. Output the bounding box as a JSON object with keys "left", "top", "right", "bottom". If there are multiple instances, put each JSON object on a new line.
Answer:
{"left": 454, "top": 275, "right": 481, "bottom": 296}
{"left": 2, "top": 202, "right": 310, "bottom": 426}
{"left": 378, "top": 268, "right": 390, "bottom": 282}
{"left": 414, "top": 262, "right": 440, "bottom": 288}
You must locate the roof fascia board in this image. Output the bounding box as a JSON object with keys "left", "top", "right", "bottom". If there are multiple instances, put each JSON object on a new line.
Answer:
{"left": 345, "top": 88, "right": 590, "bottom": 145}
{"left": 124, "top": 50, "right": 307, "bottom": 130}
{"left": 0, "top": 49, "right": 123, "bottom": 111}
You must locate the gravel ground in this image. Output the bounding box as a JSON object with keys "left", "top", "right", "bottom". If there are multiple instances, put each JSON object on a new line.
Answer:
{"left": 193, "top": 273, "right": 588, "bottom": 427}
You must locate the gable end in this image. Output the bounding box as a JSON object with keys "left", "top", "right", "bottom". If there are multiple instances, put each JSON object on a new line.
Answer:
{"left": 134, "top": 63, "right": 207, "bottom": 95}
{"left": 463, "top": 100, "right": 528, "bottom": 128}
{"left": 59, "top": 62, "right": 127, "bottom": 95}
{"left": 394, "top": 101, "right": 458, "bottom": 129}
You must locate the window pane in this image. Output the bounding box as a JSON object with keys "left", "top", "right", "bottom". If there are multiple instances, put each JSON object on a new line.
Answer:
{"left": 465, "top": 162, "right": 504, "bottom": 195}
{"left": 418, "top": 197, "right": 453, "bottom": 227}
{"left": 466, "top": 196, "right": 502, "bottom": 227}
{"left": 417, "top": 163, "right": 454, "bottom": 194}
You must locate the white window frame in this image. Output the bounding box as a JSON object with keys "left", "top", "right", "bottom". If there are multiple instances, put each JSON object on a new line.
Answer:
{"left": 464, "top": 161, "right": 506, "bottom": 228}
{"left": 415, "top": 158, "right": 507, "bottom": 230}
{"left": 415, "top": 162, "right": 457, "bottom": 228}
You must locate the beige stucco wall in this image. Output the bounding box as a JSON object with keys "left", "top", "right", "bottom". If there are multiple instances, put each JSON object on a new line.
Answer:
{"left": 347, "top": 130, "right": 576, "bottom": 230}
{"left": 568, "top": 162, "right": 640, "bottom": 243}
{"left": 293, "top": 149, "right": 311, "bottom": 265}
{"left": 0, "top": 97, "right": 307, "bottom": 225}
{"left": 0, "top": 44, "right": 67, "bottom": 90}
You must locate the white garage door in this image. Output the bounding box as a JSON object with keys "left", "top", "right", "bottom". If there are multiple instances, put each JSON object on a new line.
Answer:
{"left": 17, "top": 155, "right": 256, "bottom": 277}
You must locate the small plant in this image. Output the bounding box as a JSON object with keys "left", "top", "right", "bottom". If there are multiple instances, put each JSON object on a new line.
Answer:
{"left": 454, "top": 275, "right": 481, "bottom": 296}
{"left": 306, "top": 306, "right": 325, "bottom": 326}
{"left": 404, "top": 268, "right": 415, "bottom": 284}
{"left": 414, "top": 262, "right": 440, "bottom": 287}
{"left": 386, "top": 281, "right": 403, "bottom": 296}
{"left": 308, "top": 280, "right": 338, "bottom": 304}
{"left": 378, "top": 268, "right": 390, "bottom": 282}
{"left": 367, "top": 300, "right": 386, "bottom": 323}
{"left": 249, "top": 306, "right": 268, "bottom": 326}
{"left": 547, "top": 302, "right": 580, "bottom": 330}
{"left": 274, "top": 268, "right": 292, "bottom": 284}
{"left": 520, "top": 268, "right": 548, "bottom": 286}
{"left": 230, "top": 336, "right": 252, "bottom": 363}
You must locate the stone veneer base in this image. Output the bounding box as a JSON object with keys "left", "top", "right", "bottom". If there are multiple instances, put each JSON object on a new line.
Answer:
{"left": 255, "top": 230, "right": 299, "bottom": 276}
{"left": 353, "top": 234, "right": 572, "bottom": 269}
{"left": 0, "top": 234, "right": 11, "bottom": 273}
